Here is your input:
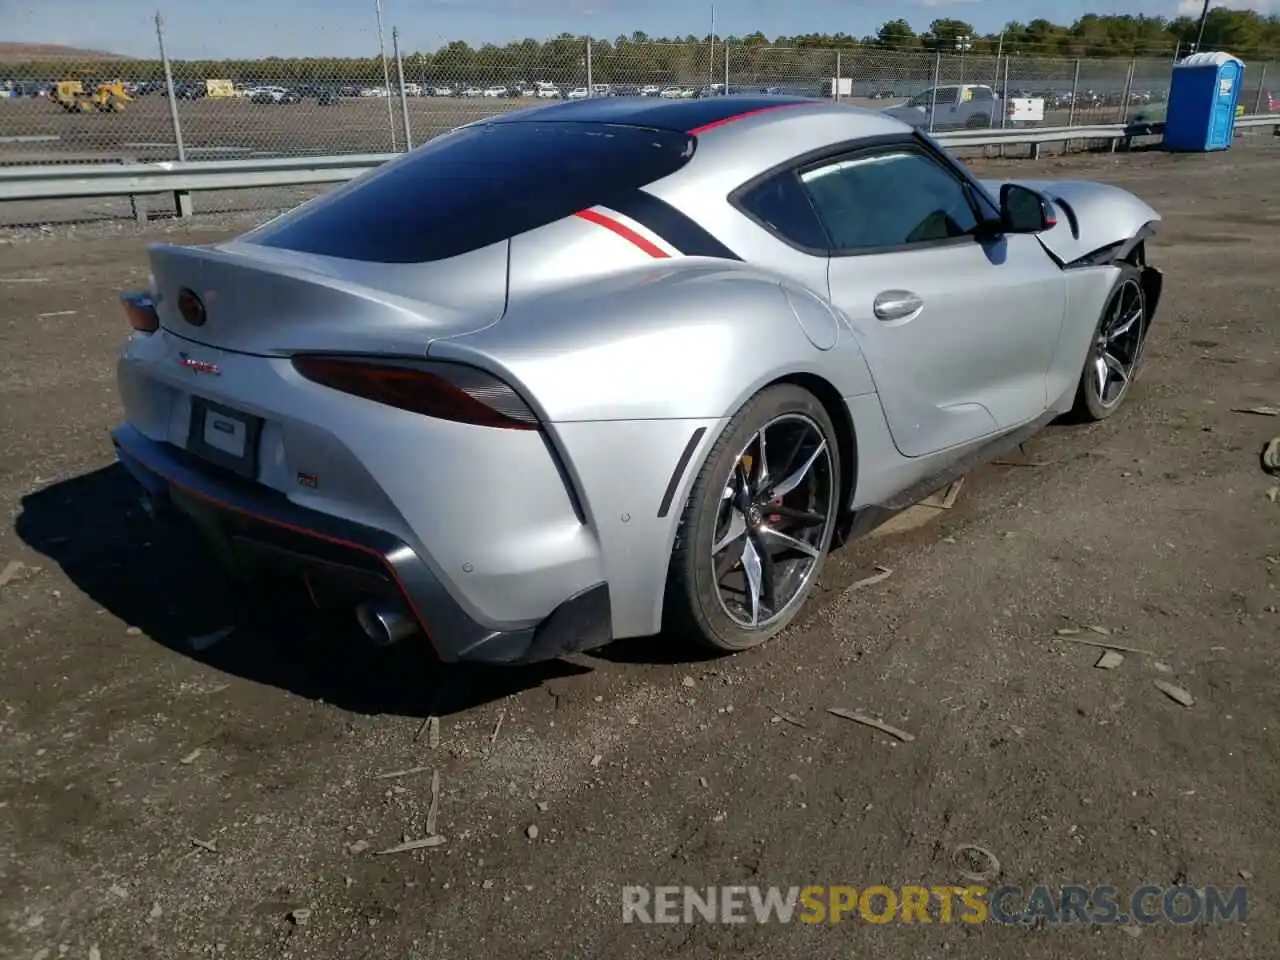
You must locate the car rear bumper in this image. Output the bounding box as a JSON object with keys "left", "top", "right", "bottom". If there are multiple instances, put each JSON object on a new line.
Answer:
{"left": 111, "top": 424, "right": 613, "bottom": 665}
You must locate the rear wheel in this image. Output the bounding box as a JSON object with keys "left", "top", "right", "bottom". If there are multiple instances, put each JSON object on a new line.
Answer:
{"left": 1072, "top": 264, "right": 1148, "bottom": 421}
{"left": 665, "top": 385, "right": 841, "bottom": 653}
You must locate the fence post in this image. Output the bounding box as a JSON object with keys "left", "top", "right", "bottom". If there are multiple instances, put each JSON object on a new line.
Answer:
{"left": 1000, "top": 53, "right": 1011, "bottom": 159}
{"left": 708, "top": 9, "right": 716, "bottom": 92}
{"left": 1118, "top": 58, "right": 1135, "bottom": 123}
{"left": 835, "top": 50, "right": 841, "bottom": 101}
{"left": 1067, "top": 59, "right": 1081, "bottom": 127}
{"left": 1254, "top": 63, "right": 1268, "bottom": 114}
{"left": 724, "top": 43, "right": 730, "bottom": 90}
{"left": 585, "top": 37, "right": 593, "bottom": 93}
{"left": 928, "top": 50, "right": 942, "bottom": 133}
{"left": 154, "top": 10, "right": 191, "bottom": 218}
{"left": 374, "top": 0, "right": 397, "bottom": 151}
{"left": 393, "top": 26, "right": 412, "bottom": 150}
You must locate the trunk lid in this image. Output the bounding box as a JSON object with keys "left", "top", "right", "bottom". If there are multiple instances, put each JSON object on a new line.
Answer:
{"left": 148, "top": 239, "right": 508, "bottom": 356}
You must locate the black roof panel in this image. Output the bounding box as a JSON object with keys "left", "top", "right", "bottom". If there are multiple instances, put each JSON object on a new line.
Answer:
{"left": 488, "top": 94, "right": 822, "bottom": 133}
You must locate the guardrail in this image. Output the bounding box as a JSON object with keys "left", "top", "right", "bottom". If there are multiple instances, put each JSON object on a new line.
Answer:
{"left": 1, "top": 114, "right": 1276, "bottom": 220}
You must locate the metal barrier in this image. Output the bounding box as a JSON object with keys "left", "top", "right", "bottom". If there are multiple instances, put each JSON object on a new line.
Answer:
{"left": 0, "top": 115, "right": 1275, "bottom": 218}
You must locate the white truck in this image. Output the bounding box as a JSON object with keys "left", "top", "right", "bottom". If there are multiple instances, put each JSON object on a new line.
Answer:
{"left": 880, "top": 83, "right": 1045, "bottom": 130}
{"left": 823, "top": 77, "right": 853, "bottom": 98}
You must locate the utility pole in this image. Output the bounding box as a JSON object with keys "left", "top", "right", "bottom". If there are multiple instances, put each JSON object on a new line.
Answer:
{"left": 1194, "top": 0, "right": 1212, "bottom": 53}
{"left": 374, "top": 0, "right": 397, "bottom": 151}
{"left": 955, "top": 34, "right": 971, "bottom": 83}
{"left": 154, "top": 10, "right": 185, "bottom": 162}
{"left": 708, "top": 3, "right": 717, "bottom": 93}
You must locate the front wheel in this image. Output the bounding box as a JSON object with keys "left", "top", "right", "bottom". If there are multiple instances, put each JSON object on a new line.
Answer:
{"left": 665, "top": 384, "right": 841, "bottom": 653}
{"left": 1071, "top": 264, "right": 1148, "bottom": 421}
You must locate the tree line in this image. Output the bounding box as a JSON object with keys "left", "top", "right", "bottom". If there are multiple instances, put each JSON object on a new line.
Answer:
{"left": 5, "top": 10, "right": 1278, "bottom": 83}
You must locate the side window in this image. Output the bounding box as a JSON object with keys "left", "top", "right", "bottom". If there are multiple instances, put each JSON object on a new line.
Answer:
{"left": 968, "top": 87, "right": 994, "bottom": 102}
{"left": 933, "top": 87, "right": 959, "bottom": 105}
{"left": 798, "top": 149, "right": 980, "bottom": 253}
{"left": 735, "top": 170, "right": 831, "bottom": 252}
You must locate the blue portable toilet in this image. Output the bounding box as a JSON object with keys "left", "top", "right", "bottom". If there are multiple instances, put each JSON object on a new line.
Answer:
{"left": 1164, "top": 51, "right": 1245, "bottom": 152}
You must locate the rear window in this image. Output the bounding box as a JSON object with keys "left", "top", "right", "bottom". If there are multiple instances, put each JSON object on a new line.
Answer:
{"left": 252, "top": 121, "right": 696, "bottom": 263}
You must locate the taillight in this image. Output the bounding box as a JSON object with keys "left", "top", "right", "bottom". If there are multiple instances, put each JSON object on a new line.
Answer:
{"left": 120, "top": 290, "right": 159, "bottom": 333}
{"left": 290, "top": 355, "right": 539, "bottom": 430}
{"left": 177, "top": 286, "right": 207, "bottom": 326}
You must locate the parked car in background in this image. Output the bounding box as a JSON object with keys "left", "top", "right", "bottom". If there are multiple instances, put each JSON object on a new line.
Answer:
{"left": 248, "top": 85, "right": 300, "bottom": 104}
{"left": 881, "top": 84, "right": 1045, "bottom": 130}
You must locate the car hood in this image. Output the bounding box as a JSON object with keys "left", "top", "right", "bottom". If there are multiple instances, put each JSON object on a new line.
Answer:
{"left": 979, "top": 178, "right": 1161, "bottom": 265}
{"left": 880, "top": 105, "right": 928, "bottom": 126}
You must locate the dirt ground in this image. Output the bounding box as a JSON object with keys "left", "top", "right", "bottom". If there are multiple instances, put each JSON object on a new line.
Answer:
{"left": 1, "top": 138, "right": 1278, "bottom": 960}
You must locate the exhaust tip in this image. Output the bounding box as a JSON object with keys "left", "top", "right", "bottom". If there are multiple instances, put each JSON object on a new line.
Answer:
{"left": 355, "top": 601, "right": 418, "bottom": 646}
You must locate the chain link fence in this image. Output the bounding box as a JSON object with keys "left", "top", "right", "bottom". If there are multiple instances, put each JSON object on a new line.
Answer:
{"left": 2, "top": 33, "right": 1277, "bottom": 166}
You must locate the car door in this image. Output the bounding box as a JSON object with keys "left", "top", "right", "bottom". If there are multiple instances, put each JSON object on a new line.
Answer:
{"left": 800, "top": 142, "right": 1066, "bottom": 458}
{"left": 963, "top": 85, "right": 996, "bottom": 127}
{"left": 925, "top": 86, "right": 960, "bottom": 129}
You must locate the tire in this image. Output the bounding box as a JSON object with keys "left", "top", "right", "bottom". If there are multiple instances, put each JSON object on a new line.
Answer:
{"left": 664, "top": 384, "right": 842, "bottom": 653}
{"left": 965, "top": 112, "right": 992, "bottom": 129}
{"left": 1071, "top": 263, "right": 1148, "bottom": 422}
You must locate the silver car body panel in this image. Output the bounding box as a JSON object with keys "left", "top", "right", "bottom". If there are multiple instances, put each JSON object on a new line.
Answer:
{"left": 112, "top": 96, "right": 1162, "bottom": 662}
{"left": 978, "top": 178, "right": 1162, "bottom": 265}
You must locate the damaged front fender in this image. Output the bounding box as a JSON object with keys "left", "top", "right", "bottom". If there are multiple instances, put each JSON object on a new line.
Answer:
{"left": 978, "top": 177, "right": 1161, "bottom": 268}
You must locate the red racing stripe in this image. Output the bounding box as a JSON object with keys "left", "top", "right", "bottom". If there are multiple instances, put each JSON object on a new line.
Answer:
{"left": 686, "top": 102, "right": 813, "bottom": 136}
{"left": 574, "top": 208, "right": 670, "bottom": 259}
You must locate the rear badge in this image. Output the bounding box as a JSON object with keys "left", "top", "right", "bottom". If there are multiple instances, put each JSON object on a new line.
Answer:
{"left": 178, "top": 353, "right": 220, "bottom": 376}
{"left": 297, "top": 472, "right": 319, "bottom": 489}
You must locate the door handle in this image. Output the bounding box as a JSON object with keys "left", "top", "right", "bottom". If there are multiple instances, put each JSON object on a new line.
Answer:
{"left": 873, "top": 290, "right": 923, "bottom": 321}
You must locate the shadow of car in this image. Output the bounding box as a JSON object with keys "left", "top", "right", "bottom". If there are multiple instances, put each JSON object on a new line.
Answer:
{"left": 13, "top": 464, "right": 591, "bottom": 717}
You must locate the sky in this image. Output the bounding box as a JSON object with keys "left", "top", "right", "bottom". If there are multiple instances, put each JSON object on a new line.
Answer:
{"left": 3, "top": 0, "right": 1276, "bottom": 60}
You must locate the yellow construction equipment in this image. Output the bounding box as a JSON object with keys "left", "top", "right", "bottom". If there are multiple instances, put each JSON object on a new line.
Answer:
{"left": 52, "top": 80, "right": 131, "bottom": 114}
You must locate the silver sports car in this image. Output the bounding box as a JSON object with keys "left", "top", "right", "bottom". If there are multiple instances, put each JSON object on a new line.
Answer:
{"left": 112, "top": 95, "right": 1162, "bottom": 664}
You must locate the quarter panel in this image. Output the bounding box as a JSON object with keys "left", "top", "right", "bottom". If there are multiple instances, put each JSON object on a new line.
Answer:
{"left": 430, "top": 262, "right": 878, "bottom": 423}
{"left": 552, "top": 417, "right": 725, "bottom": 638}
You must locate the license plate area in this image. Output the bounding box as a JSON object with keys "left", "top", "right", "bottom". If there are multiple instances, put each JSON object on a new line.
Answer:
{"left": 187, "top": 397, "right": 263, "bottom": 478}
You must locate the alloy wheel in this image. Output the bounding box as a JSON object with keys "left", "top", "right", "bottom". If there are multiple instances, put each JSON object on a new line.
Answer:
{"left": 1092, "top": 277, "right": 1146, "bottom": 409}
{"left": 710, "top": 413, "right": 836, "bottom": 629}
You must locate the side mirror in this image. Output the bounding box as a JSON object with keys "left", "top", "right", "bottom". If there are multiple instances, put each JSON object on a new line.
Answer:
{"left": 1000, "top": 183, "right": 1057, "bottom": 233}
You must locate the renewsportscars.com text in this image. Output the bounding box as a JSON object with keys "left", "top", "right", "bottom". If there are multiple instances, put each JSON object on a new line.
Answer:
{"left": 621, "top": 884, "right": 1248, "bottom": 926}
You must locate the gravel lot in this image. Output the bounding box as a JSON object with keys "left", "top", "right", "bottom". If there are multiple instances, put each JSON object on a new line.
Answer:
{"left": 1, "top": 139, "right": 1278, "bottom": 959}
